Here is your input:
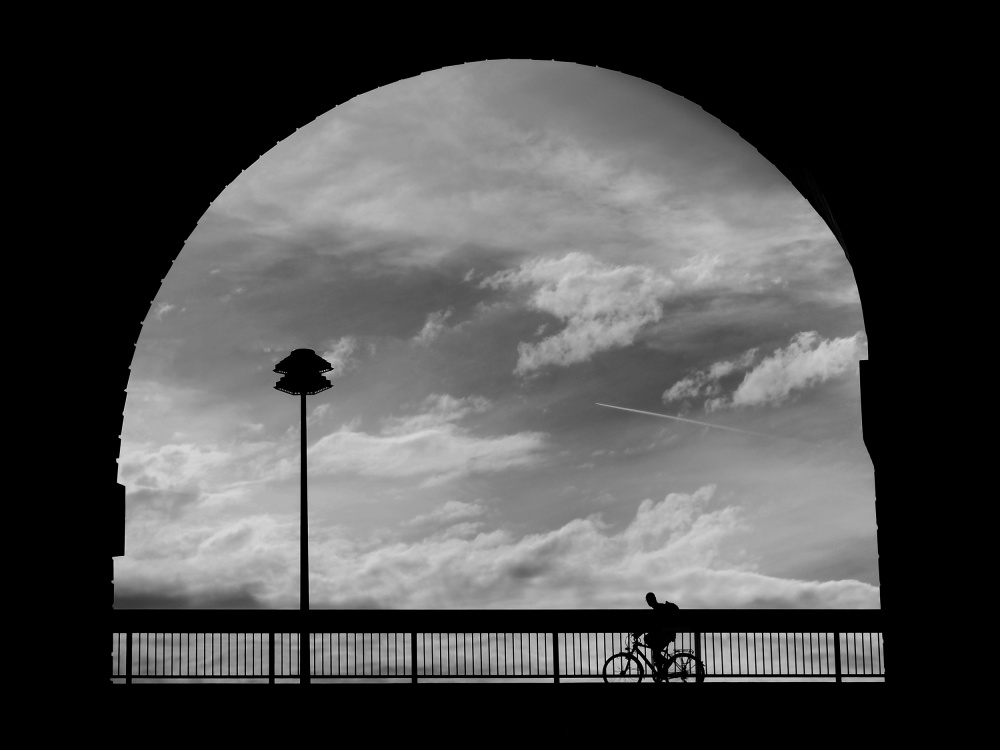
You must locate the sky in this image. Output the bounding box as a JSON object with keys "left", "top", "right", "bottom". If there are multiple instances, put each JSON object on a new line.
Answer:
{"left": 117, "top": 60, "right": 875, "bottom": 611}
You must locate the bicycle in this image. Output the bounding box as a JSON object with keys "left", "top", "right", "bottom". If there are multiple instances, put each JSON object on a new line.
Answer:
{"left": 602, "top": 633, "right": 706, "bottom": 683}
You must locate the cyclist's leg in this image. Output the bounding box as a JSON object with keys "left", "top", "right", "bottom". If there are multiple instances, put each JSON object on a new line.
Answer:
{"left": 648, "top": 635, "right": 667, "bottom": 676}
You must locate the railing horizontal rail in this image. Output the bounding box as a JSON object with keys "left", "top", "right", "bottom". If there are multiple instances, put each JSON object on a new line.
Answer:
{"left": 111, "top": 610, "right": 882, "bottom": 683}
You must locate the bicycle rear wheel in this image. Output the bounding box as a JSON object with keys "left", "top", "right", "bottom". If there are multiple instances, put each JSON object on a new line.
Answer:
{"left": 664, "top": 653, "right": 705, "bottom": 683}
{"left": 603, "top": 653, "right": 644, "bottom": 683}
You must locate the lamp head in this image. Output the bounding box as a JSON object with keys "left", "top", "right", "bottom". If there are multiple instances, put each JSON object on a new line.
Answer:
{"left": 273, "top": 349, "right": 334, "bottom": 395}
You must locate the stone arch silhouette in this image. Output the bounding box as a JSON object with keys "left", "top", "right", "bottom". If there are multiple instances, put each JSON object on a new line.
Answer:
{"left": 102, "top": 55, "right": 887, "bottom": 684}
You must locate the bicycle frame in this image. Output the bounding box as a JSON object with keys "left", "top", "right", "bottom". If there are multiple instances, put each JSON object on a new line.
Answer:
{"left": 627, "top": 635, "right": 698, "bottom": 681}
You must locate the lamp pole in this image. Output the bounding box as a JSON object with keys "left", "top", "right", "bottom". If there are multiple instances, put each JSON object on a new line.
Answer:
{"left": 274, "top": 348, "right": 333, "bottom": 685}
{"left": 301, "top": 390, "right": 308, "bottom": 613}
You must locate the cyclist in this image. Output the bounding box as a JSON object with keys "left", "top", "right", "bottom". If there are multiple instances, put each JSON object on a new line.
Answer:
{"left": 634, "top": 592, "right": 679, "bottom": 678}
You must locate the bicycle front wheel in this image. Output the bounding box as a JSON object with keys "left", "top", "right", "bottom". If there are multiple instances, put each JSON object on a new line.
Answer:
{"left": 603, "top": 652, "right": 644, "bottom": 683}
{"left": 663, "top": 653, "right": 705, "bottom": 683}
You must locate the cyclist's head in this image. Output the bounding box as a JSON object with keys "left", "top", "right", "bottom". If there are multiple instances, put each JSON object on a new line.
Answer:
{"left": 645, "top": 592, "right": 657, "bottom": 607}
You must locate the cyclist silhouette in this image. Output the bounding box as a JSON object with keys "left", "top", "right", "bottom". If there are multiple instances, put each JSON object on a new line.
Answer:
{"left": 635, "top": 592, "right": 679, "bottom": 676}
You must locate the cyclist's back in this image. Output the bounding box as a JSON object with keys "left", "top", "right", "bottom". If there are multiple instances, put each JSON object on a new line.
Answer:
{"left": 643, "top": 592, "right": 678, "bottom": 674}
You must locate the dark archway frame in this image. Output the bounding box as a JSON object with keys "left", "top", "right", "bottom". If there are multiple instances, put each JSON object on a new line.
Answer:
{"left": 95, "top": 52, "right": 891, "bottom": 687}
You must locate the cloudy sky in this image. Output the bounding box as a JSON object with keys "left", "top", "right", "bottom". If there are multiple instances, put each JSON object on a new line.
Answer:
{"left": 117, "top": 60, "right": 875, "bottom": 610}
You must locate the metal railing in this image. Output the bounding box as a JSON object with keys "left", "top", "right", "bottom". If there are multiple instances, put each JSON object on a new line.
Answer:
{"left": 111, "top": 609, "right": 882, "bottom": 683}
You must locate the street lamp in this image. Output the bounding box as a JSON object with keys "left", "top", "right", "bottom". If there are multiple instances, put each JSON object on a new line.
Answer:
{"left": 274, "top": 348, "right": 333, "bottom": 684}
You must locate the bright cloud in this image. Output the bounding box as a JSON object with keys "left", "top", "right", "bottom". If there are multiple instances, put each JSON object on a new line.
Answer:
{"left": 154, "top": 302, "right": 176, "bottom": 320}
{"left": 320, "top": 336, "right": 358, "bottom": 377}
{"left": 297, "top": 394, "right": 547, "bottom": 487}
{"left": 116, "top": 484, "right": 879, "bottom": 610}
{"left": 663, "top": 332, "right": 866, "bottom": 411}
{"left": 663, "top": 348, "right": 758, "bottom": 404}
{"left": 724, "top": 331, "right": 867, "bottom": 410}
{"left": 481, "top": 252, "right": 674, "bottom": 375}
{"left": 403, "top": 499, "right": 489, "bottom": 528}
{"left": 412, "top": 309, "right": 453, "bottom": 345}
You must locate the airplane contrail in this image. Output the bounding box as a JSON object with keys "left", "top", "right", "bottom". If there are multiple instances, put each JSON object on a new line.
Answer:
{"left": 595, "top": 403, "right": 802, "bottom": 442}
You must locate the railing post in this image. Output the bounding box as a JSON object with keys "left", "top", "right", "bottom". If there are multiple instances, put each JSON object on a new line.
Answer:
{"left": 552, "top": 632, "right": 560, "bottom": 684}
{"left": 833, "top": 632, "right": 842, "bottom": 683}
{"left": 411, "top": 632, "right": 418, "bottom": 683}
{"left": 269, "top": 632, "right": 275, "bottom": 684}
{"left": 125, "top": 632, "right": 133, "bottom": 685}
{"left": 694, "top": 631, "right": 702, "bottom": 676}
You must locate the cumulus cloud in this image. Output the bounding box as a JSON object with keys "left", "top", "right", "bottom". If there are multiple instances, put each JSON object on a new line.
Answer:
{"left": 403, "top": 499, "right": 488, "bottom": 528}
{"left": 119, "top": 442, "right": 245, "bottom": 493}
{"left": 295, "top": 394, "right": 547, "bottom": 487}
{"left": 481, "top": 252, "right": 674, "bottom": 375}
{"left": 320, "top": 336, "right": 358, "bottom": 378}
{"left": 307, "top": 403, "right": 331, "bottom": 426}
{"left": 724, "top": 331, "right": 866, "bottom": 409}
{"left": 153, "top": 302, "right": 176, "bottom": 321}
{"left": 412, "top": 309, "right": 453, "bottom": 345}
{"left": 115, "top": 483, "right": 879, "bottom": 610}
{"left": 663, "top": 348, "right": 758, "bottom": 404}
{"left": 118, "top": 437, "right": 280, "bottom": 528}
{"left": 663, "top": 332, "right": 866, "bottom": 411}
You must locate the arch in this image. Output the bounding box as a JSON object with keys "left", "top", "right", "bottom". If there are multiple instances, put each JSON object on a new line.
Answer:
{"left": 97, "top": 55, "right": 889, "bottom": 682}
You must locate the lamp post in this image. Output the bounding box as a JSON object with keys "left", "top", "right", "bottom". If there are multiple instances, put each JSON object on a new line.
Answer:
{"left": 274, "top": 348, "right": 333, "bottom": 684}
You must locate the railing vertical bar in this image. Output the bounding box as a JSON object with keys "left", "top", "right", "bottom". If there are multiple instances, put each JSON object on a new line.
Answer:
{"left": 877, "top": 631, "right": 882, "bottom": 674}
{"left": 544, "top": 631, "right": 549, "bottom": 678}
{"left": 783, "top": 632, "right": 789, "bottom": 676}
{"left": 833, "top": 632, "right": 842, "bottom": 682}
{"left": 552, "top": 631, "right": 560, "bottom": 684}
{"left": 410, "top": 631, "right": 418, "bottom": 683}
{"left": 125, "top": 632, "right": 133, "bottom": 684}
{"left": 268, "top": 632, "right": 275, "bottom": 683}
